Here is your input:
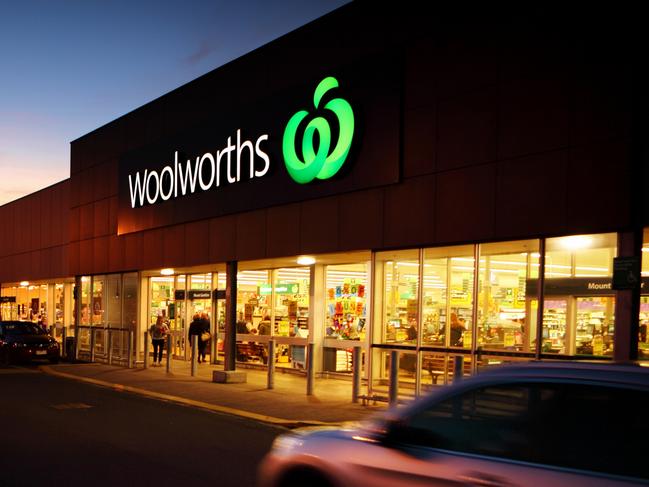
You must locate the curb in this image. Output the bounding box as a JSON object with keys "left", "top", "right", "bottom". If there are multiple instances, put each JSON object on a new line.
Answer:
{"left": 39, "top": 365, "right": 333, "bottom": 429}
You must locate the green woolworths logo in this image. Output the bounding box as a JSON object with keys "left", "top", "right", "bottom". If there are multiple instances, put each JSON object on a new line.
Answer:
{"left": 282, "top": 77, "right": 354, "bottom": 184}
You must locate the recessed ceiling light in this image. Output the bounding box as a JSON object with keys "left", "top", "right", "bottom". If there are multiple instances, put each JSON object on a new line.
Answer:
{"left": 20, "top": 281, "right": 29, "bottom": 287}
{"left": 160, "top": 268, "right": 175, "bottom": 276}
{"left": 297, "top": 256, "right": 316, "bottom": 266}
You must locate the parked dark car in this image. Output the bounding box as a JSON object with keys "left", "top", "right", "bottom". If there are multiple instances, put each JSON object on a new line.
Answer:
{"left": 259, "top": 362, "right": 649, "bottom": 487}
{"left": 0, "top": 320, "right": 60, "bottom": 366}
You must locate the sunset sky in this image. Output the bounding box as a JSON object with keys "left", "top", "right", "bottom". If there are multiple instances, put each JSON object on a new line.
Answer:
{"left": 0, "top": 0, "right": 347, "bottom": 206}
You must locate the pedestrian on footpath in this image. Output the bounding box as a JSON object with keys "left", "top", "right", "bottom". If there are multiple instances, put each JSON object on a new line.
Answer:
{"left": 189, "top": 313, "right": 210, "bottom": 363}
{"left": 150, "top": 315, "right": 169, "bottom": 366}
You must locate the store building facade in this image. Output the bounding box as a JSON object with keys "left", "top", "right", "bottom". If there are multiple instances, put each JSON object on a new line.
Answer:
{"left": 1, "top": 4, "right": 648, "bottom": 397}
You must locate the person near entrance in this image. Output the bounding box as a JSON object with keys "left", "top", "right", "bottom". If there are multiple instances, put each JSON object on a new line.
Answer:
{"left": 189, "top": 313, "right": 210, "bottom": 363}
{"left": 150, "top": 315, "right": 170, "bottom": 366}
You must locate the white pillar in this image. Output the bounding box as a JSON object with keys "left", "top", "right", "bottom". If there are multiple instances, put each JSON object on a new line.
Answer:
{"left": 309, "top": 264, "right": 325, "bottom": 375}
{"left": 47, "top": 283, "right": 56, "bottom": 329}
{"left": 64, "top": 283, "right": 73, "bottom": 329}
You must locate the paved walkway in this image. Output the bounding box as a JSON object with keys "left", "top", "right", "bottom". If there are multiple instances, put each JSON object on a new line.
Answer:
{"left": 40, "top": 360, "right": 388, "bottom": 428}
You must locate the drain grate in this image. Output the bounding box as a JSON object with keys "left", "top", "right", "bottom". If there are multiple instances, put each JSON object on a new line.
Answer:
{"left": 51, "top": 403, "right": 94, "bottom": 410}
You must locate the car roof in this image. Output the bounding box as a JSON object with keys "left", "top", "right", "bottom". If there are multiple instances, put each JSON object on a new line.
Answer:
{"left": 476, "top": 360, "right": 649, "bottom": 388}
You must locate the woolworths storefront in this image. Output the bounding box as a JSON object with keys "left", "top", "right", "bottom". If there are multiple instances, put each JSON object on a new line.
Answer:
{"left": 1, "top": 3, "right": 647, "bottom": 400}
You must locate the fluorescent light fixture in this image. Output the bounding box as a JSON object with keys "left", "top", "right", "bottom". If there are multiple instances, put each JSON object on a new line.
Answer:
{"left": 297, "top": 256, "right": 316, "bottom": 266}
{"left": 160, "top": 268, "right": 175, "bottom": 276}
{"left": 20, "top": 281, "right": 29, "bottom": 287}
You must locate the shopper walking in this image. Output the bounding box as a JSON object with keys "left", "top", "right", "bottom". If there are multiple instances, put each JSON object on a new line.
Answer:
{"left": 189, "top": 313, "right": 210, "bottom": 363}
{"left": 149, "top": 315, "right": 169, "bottom": 366}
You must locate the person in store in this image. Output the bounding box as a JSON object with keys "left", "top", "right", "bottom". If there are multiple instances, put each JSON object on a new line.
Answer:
{"left": 149, "top": 315, "right": 169, "bottom": 366}
{"left": 450, "top": 312, "right": 465, "bottom": 346}
{"left": 258, "top": 314, "right": 271, "bottom": 335}
{"left": 236, "top": 319, "right": 249, "bottom": 334}
{"left": 188, "top": 313, "right": 209, "bottom": 363}
{"left": 406, "top": 319, "right": 417, "bottom": 341}
{"left": 199, "top": 312, "right": 211, "bottom": 362}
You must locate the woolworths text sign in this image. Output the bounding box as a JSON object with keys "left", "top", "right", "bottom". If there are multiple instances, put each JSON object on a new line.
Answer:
{"left": 126, "top": 77, "right": 354, "bottom": 209}
{"left": 117, "top": 63, "right": 400, "bottom": 235}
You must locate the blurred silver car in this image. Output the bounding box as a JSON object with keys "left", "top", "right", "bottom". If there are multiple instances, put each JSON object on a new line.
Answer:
{"left": 259, "top": 362, "right": 648, "bottom": 487}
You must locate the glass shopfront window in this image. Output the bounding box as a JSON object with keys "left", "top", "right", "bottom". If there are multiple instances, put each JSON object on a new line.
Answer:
{"left": 150, "top": 276, "right": 174, "bottom": 327}
{"left": 1, "top": 287, "right": 17, "bottom": 320}
{"left": 543, "top": 233, "right": 616, "bottom": 356}
{"left": 377, "top": 249, "right": 420, "bottom": 345}
{"left": 55, "top": 284, "right": 64, "bottom": 325}
{"left": 639, "top": 228, "right": 649, "bottom": 358}
{"left": 274, "top": 267, "right": 310, "bottom": 338}
{"left": 422, "top": 245, "right": 474, "bottom": 348}
{"left": 235, "top": 267, "right": 310, "bottom": 368}
{"left": 325, "top": 263, "right": 368, "bottom": 340}
{"left": 237, "top": 270, "right": 270, "bottom": 332}
{"left": 478, "top": 240, "right": 539, "bottom": 352}
{"left": 79, "top": 276, "right": 91, "bottom": 326}
{"left": 91, "top": 277, "right": 104, "bottom": 326}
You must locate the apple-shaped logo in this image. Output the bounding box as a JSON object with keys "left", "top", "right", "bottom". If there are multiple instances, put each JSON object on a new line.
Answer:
{"left": 282, "top": 77, "right": 354, "bottom": 184}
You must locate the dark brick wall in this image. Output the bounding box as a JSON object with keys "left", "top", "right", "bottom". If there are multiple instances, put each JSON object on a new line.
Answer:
{"left": 5, "top": 3, "right": 640, "bottom": 282}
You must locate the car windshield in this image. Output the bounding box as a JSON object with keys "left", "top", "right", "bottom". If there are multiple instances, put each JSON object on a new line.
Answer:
{"left": 1, "top": 322, "right": 45, "bottom": 336}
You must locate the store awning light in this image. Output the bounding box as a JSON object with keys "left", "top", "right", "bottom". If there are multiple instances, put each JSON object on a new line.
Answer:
{"left": 19, "top": 281, "right": 29, "bottom": 287}
{"left": 297, "top": 256, "right": 316, "bottom": 266}
{"left": 160, "top": 268, "right": 175, "bottom": 276}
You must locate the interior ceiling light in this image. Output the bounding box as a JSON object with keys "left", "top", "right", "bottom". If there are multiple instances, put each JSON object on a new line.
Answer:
{"left": 560, "top": 235, "right": 593, "bottom": 250}
{"left": 20, "top": 281, "right": 29, "bottom": 287}
{"left": 160, "top": 268, "right": 175, "bottom": 276}
{"left": 297, "top": 256, "right": 316, "bottom": 266}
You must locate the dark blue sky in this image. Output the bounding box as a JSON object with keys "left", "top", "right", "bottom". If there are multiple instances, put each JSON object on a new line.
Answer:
{"left": 0, "top": 0, "right": 348, "bottom": 204}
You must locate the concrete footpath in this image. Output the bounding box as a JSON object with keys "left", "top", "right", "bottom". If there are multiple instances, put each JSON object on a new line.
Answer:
{"left": 40, "top": 361, "right": 387, "bottom": 428}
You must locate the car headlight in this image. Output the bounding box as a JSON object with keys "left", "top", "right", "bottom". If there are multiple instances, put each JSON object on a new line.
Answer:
{"left": 271, "top": 434, "right": 304, "bottom": 454}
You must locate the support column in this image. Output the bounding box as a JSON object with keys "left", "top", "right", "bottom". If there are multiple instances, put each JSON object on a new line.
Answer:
{"left": 225, "top": 261, "right": 237, "bottom": 371}
{"left": 63, "top": 283, "right": 73, "bottom": 334}
{"left": 309, "top": 264, "right": 325, "bottom": 376}
{"left": 614, "top": 230, "right": 642, "bottom": 362}
{"left": 47, "top": 283, "right": 55, "bottom": 332}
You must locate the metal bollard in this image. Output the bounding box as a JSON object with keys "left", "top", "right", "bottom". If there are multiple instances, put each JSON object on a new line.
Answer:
{"left": 267, "top": 339, "right": 275, "bottom": 390}
{"left": 306, "top": 343, "right": 315, "bottom": 396}
{"left": 74, "top": 328, "right": 79, "bottom": 362}
{"left": 166, "top": 335, "right": 172, "bottom": 373}
{"left": 127, "top": 331, "right": 134, "bottom": 369}
{"left": 107, "top": 330, "right": 113, "bottom": 365}
{"left": 389, "top": 350, "right": 399, "bottom": 407}
{"left": 453, "top": 355, "right": 464, "bottom": 382}
{"left": 90, "top": 328, "right": 96, "bottom": 363}
{"left": 352, "top": 347, "right": 361, "bottom": 403}
{"left": 143, "top": 332, "right": 149, "bottom": 369}
{"left": 191, "top": 335, "right": 198, "bottom": 377}
{"left": 61, "top": 327, "right": 67, "bottom": 359}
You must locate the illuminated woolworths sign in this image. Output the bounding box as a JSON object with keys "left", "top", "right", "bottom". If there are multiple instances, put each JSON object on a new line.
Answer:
{"left": 127, "top": 130, "right": 270, "bottom": 208}
{"left": 282, "top": 76, "right": 354, "bottom": 184}
{"left": 126, "top": 76, "right": 354, "bottom": 209}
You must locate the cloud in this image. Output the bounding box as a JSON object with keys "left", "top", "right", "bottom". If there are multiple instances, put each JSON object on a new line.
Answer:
{"left": 182, "top": 39, "right": 218, "bottom": 66}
